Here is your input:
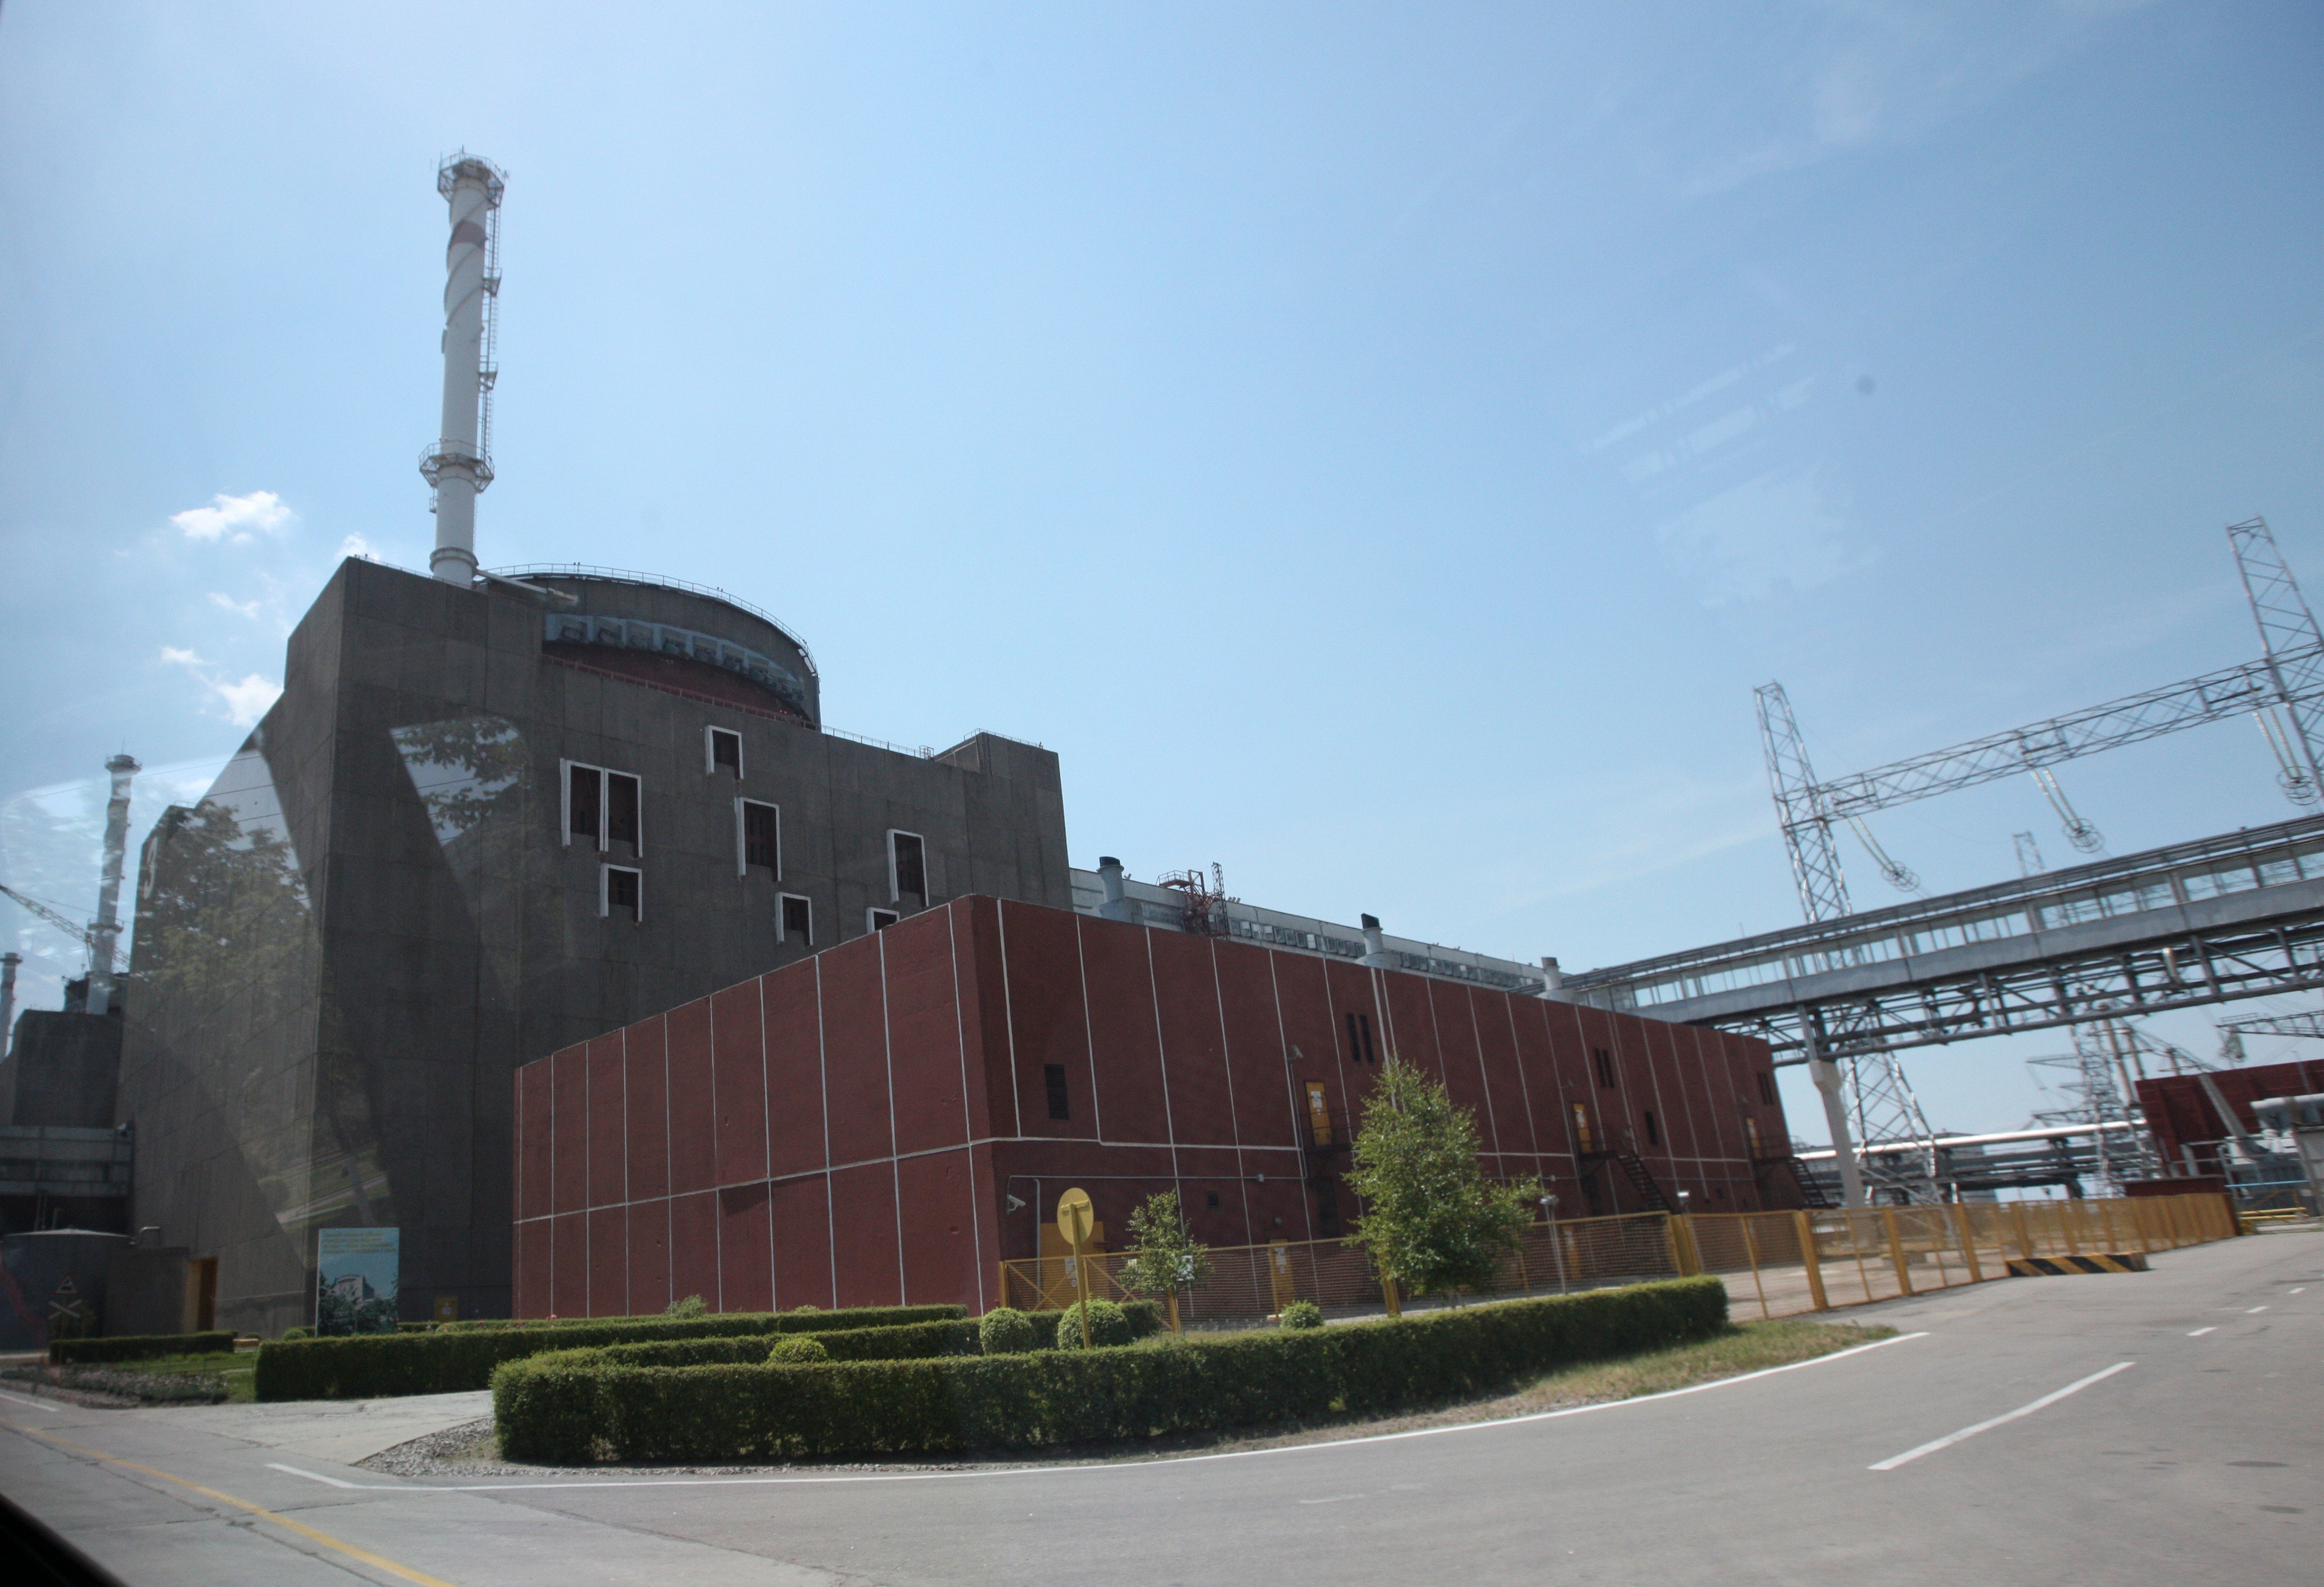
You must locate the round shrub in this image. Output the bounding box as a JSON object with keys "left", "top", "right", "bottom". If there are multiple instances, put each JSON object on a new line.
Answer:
{"left": 1278, "top": 1300, "right": 1324, "bottom": 1330}
{"left": 1051, "top": 1300, "right": 1132, "bottom": 1350}
{"left": 763, "top": 1334, "right": 831, "bottom": 1365}
{"left": 978, "top": 1307, "right": 1038, "bottom": 1355}
{"left": 665, "top": 1294, "right": 707, "bottom": 1319}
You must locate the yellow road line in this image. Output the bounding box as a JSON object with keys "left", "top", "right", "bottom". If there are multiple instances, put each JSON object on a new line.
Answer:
{"left": 0, "top": 1412, "right": 461, "bottom": 1587}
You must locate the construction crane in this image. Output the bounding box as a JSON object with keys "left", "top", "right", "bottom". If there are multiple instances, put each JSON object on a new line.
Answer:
{"left": 0, "top": 882, "right": 123, "bottom": 974}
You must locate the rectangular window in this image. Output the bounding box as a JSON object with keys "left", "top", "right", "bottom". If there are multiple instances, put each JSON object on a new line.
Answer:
{"left": 867, "top": 907, "right": 899, "bottom": 933}
{"left": 602, "top": 865, "right": 642, "bottom": 921}
{"left": 706, "top": 727, "right": 743, "bottom": 778}
{"left": 1642, "top": 1109, "right": 1660, "bottom": 1147}
{"left": 1346, "top": 1011, "right": 1376, "bottom": 1064}
{"left": 780, "top": 893, "right": 812, "bottom": 946}
{"left": 567, "top": 763, "right": 599, "bottom": 844}
{"left": 888, "top": 829, "right": 927, "bottom": 909}
{"left": 1594, "top": 1048, "right": 1616, "bottom": 1088}
{"left": 738, "top": 799, "right": 780, "bottom": 875}
{"left": 1043, "top": 1063, "right": 1071, "bottom": 1121}
{"left": 1756, "top": 1071, "right": 1777, "bottom": 1107}
{"left": 606, "top": 772, "right": 641, "bottom": 854}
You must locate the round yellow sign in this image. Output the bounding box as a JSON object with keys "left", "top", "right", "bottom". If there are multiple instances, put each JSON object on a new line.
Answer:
{"left": 1056, "top": 1187, "right": 1094, "bottom": 1247}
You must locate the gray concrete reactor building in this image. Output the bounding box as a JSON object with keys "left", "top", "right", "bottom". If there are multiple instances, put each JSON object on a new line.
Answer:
{"left": 119, "top": 558, "right": 1071, "bottom": 1334}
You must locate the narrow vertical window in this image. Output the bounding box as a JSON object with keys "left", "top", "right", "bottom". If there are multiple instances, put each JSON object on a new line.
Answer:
{"left": 1358, "top": 1013, "right": 1375, "bottom": 1064}
{"left": 1642, "top": 1109, "right": 1660, "bottom": 1147}
{"left": 567, "top": 764, "right": 600, "bottom": 845}
{"left": 606, "top": 773, "right": 641, "bottom": 855}
{"left": 603, "top": 865, "right": 642, "bottom": 921}
{"left": 889, "top": 830, "right": 927, "bottom": 910}
{"left": 739, "top": 800, "right": 779, "bottom": 875}
{"left": 1043, "top": 1063, "right": 1071, "bottom": 1121}
{"left": 1756, "top": 1071, "right": 1777, "bottom": 1106}
{"left": 706, "top": 727, "right": 743, "bottom": 778}
{"left": 780, "top": 893, "right": 812, "bottom": 946}
{"left": 1594, "top": 1048, "right": 1616, "bottom": 1088}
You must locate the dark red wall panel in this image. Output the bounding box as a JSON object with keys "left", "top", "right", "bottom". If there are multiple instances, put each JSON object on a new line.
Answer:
{"left": 549, "top": 1211, "right": 586, "bottom": 1318}
{"left": 882, "top": 916, "right": 970, "bottom": 1160}
{"left": 668, "top": 1189, "right": 721, "bottom": 1312}
{"left": 549, "top": 1047, "right": 586, "bottom": 1216}
{"left": 516, "top": 1054, "right": 555, "bottom": 1222}
{"left": 1148, "top": 931, "right": 1231, "bottom": 1155}
{"left": 996, "top": 900, "right": 1090, "bottom": 1141}
{"left": 585, "top": 1035, "right": 626, "bottom": 1210}
{"left": 626, "top": 1198, "right": 670, "bottom": 1317}
{"left": 717, "top": 1181, "right": 774, "bottom": 1313}
{"left": 818, "top": 939, "right": 895, "bottom": 1168}
{"left": 664, "top": 999, "right": 717, "bottom": 1197}
{"left": 710, "top": 981, "right": 768, "bottom": 1189}
{"left": 769, "top": 1172, "right": 835, "bottom": 1311}
{"left": 513, "top": 1213, "right": 549, "bottom": 1318}
{"left": 826, "top": 1161, "right": 902, "bottom": 1309}
{"left": 623, "top": 1016, "right": 670, "bottom": 1203}
{"left": 1214, "top": 940, "right": 1300, "bottom": 1158}
{"left": 1077, "top": 916, "right": 1168, "bottom": 1145}
{"left": 587, "top": 1206, "right": 627, "bottom": 1318}
{"left": 894, "top": 1148, "right": 980, "bottom": 1311}
{"left": 762, "top": 963, "right": 826, "bottom": 1181}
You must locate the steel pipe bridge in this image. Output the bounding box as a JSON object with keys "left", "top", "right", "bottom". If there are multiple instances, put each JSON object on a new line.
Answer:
{"left": 1563, "top": 813, "right": 2324, "bottom": 1063}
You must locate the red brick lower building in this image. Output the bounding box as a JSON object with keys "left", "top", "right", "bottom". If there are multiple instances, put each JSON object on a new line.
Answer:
{"left": 2136, "top": 1056, "right": 2324, "bottom": 1173}
{"left": 511, "top": 895, "right": 1794, "bottom": 1318}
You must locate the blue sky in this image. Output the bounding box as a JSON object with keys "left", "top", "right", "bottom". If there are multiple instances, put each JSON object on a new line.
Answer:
{"left": 3, "top": 2, "right": 2321, "bottom": 1142}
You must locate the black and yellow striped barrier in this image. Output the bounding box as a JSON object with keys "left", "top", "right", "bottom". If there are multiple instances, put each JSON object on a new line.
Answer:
{"left": 2004, "top": 1252, "right": 2149, "bottom": 1276}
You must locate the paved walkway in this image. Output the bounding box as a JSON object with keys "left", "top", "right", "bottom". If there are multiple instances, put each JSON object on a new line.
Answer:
{"left": 3, "top": 1232, "right": 2316, "bottom": 1585}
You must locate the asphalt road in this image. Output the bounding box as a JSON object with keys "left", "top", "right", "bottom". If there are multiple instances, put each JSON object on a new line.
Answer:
{"left": 2, "top": 1230, "right": 2315, "bottom": 1586}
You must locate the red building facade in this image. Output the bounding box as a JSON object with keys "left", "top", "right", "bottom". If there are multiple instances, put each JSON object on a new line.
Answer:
{"left": 511, "top": 895, "right": 1793, "bottom": 1318}
{"left": 2136, "top": 1056, "right": 2324, "bottom": 1172}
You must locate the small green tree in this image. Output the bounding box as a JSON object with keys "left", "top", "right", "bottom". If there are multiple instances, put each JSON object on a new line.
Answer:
{"left": 1117, "top": 1190, "right": 1213, "bottom": 1332}
{"left": 1345, "top": 1057, "right": 1541, "bottom": 1303}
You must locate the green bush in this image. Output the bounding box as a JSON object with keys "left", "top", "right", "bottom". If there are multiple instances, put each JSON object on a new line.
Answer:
{"left": 1018, "top": 1299, "right": 1164, "bottom": 1350}
{"left": 51, "top": 1331, "right": 236, "bottom": 1366}
{"left": 1278, "top": 1300, "right": 1324, "bottom": 1330}
{"left": 763, "top": 1335, "right": 830, "bottom": 1365}
{"left": 281, "top": 1327, "right": 313, "bottom": 1341}
{"left": 978, "top": 1308, "right": 1037, "bottom": 1355}
{"left": 666, "top": 1295, "right": 708, "bottom": 1319}
{"left": 495, "top": 1278, "right": 1725, "bottom": 1464}
{"left": 256, "top": 1303, "right": 963, "bottom": 1401}
{"left": 1049, "top": 1300, "right": 1132, "bottom": 1349}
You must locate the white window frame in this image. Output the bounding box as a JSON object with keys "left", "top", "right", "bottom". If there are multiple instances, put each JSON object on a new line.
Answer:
{"left": 867, "top": 907, "right": 899, "bottom": 934}
{"left": 601, "top": 864, "right": 644, "bottom": 922}
{"left": 705, "top": 726, "right": 744, "bottom": 779}
{"left": 561, "top": 760, "right": 642, "bottom": 856}
{"left": 778, "top": 892, "right": 813, "bottom": 946}
{"left": 886, "top": 828, "right": 927, "bottom": 906}
{"left": 736, "top": 797, "right": 781, "bottom": 878}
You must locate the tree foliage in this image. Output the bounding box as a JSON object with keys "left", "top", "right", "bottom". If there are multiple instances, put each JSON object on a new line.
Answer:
{"left": 1117, "top": 1190, "right": 1212, "bottom": 1328}
{"left": 1345, "top": 1057, "right": 1541, "bottom": 1298}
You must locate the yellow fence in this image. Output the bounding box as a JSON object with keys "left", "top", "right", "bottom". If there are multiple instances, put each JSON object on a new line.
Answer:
{"left": 996, "top": 1193, "right": 2236, "bottom": 1325}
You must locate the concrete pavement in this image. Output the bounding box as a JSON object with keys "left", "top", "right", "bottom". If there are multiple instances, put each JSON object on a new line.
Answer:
{"left": 2, "top": 1230, "right": 2314, "bottom": 1585}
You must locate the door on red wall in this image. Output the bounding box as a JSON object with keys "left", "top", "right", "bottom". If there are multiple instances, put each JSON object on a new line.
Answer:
{"left": 1305, "top": 1081, "right": 1332, "bottom": 1146}
{"left": 1571, "top": 1103, "right": 1595, "bottom": 1154}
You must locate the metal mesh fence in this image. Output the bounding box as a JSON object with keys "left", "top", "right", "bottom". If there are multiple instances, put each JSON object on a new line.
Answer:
{"left": 996, "top": 1193, "right": 2235, "bottom": 1324}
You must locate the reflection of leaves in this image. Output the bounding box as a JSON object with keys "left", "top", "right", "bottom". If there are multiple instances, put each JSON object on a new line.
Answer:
{"left": 391, "top": 717, "right": 526, "bottom": 843}
{"left": 134, "top": 796, "right": 312, "bottom": 1028}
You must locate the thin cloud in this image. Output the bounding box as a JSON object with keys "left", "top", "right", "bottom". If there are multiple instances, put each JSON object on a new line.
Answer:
{"left": 171, "top": 490, "right": 297, "bottom": 544}
{"left": 160, "top": 647, "right": 282, "bottom": 727}
{"left": 208, "top": 592, "right": 263, "bottom": 620}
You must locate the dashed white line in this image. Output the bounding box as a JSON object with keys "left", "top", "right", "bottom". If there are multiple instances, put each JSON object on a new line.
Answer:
{"left": 2290, "top": 1287, "right": 2307, "bottom": 1295}
{"left": 265, "top": 1463, "right": 366, "bottom": 1489}
{"left": 2246, "top": 1305, "right": 2270, "bottom": 1314}
{"left": 2188, "top": 1327, "right": 2217, "bottom": 1337}
{"left": 1869, "top": 1362, "right": 2135, "bottom": 1472}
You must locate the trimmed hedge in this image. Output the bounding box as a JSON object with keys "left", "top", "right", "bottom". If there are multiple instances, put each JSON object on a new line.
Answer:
{"left": 496, "top": 1277, "right": 1725, "bottom": 1464}
{"left": 255, "top": 1303, "right": 963, "bottom": 1401}
{"left": 51, "top": 1331, "right": 236, "bottom": 1366}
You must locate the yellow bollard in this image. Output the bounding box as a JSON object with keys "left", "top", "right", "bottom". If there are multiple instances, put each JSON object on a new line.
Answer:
{"left": 1794, "top": 1211, "right": 1830, "bottom": 1312}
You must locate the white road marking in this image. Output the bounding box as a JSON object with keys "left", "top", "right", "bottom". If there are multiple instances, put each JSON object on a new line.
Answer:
{"left": 266, "top": 1463, "right": 366, "bottom": 1489}
{"left": 2187, "top": 1327, "right": 2217, "bottom": 1337}
{"left": 1869, "top": 1362, "right": 2135, "bottom": 1472}
{"left": 2247, "top": 1305, "right": 2269, "bottom": 1313}
{"left": 269, "top": 1332, "right": 1935, "bottom": 1496}
{"left": 0, "top": 1389, "right": 54, "bottom": 1409}
{"left": 1298, "top": 1494, "right": 1364, "bottom": 1505}
{"left": 2291, "top": 1287, "right": 2307, "bottom": 1295}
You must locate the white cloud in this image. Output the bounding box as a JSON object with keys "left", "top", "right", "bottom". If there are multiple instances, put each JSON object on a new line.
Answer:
{"left": 339, "top": 533, "right": 380, "bottom": 562}
{"left": 208, "top": 592, "right": 263, "bottom": 620}
{"left": 161, "top": 646, "right": 283, "bottom": 726}
{"left": 171, "top": 490, "right": 297, "bottom": 544}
